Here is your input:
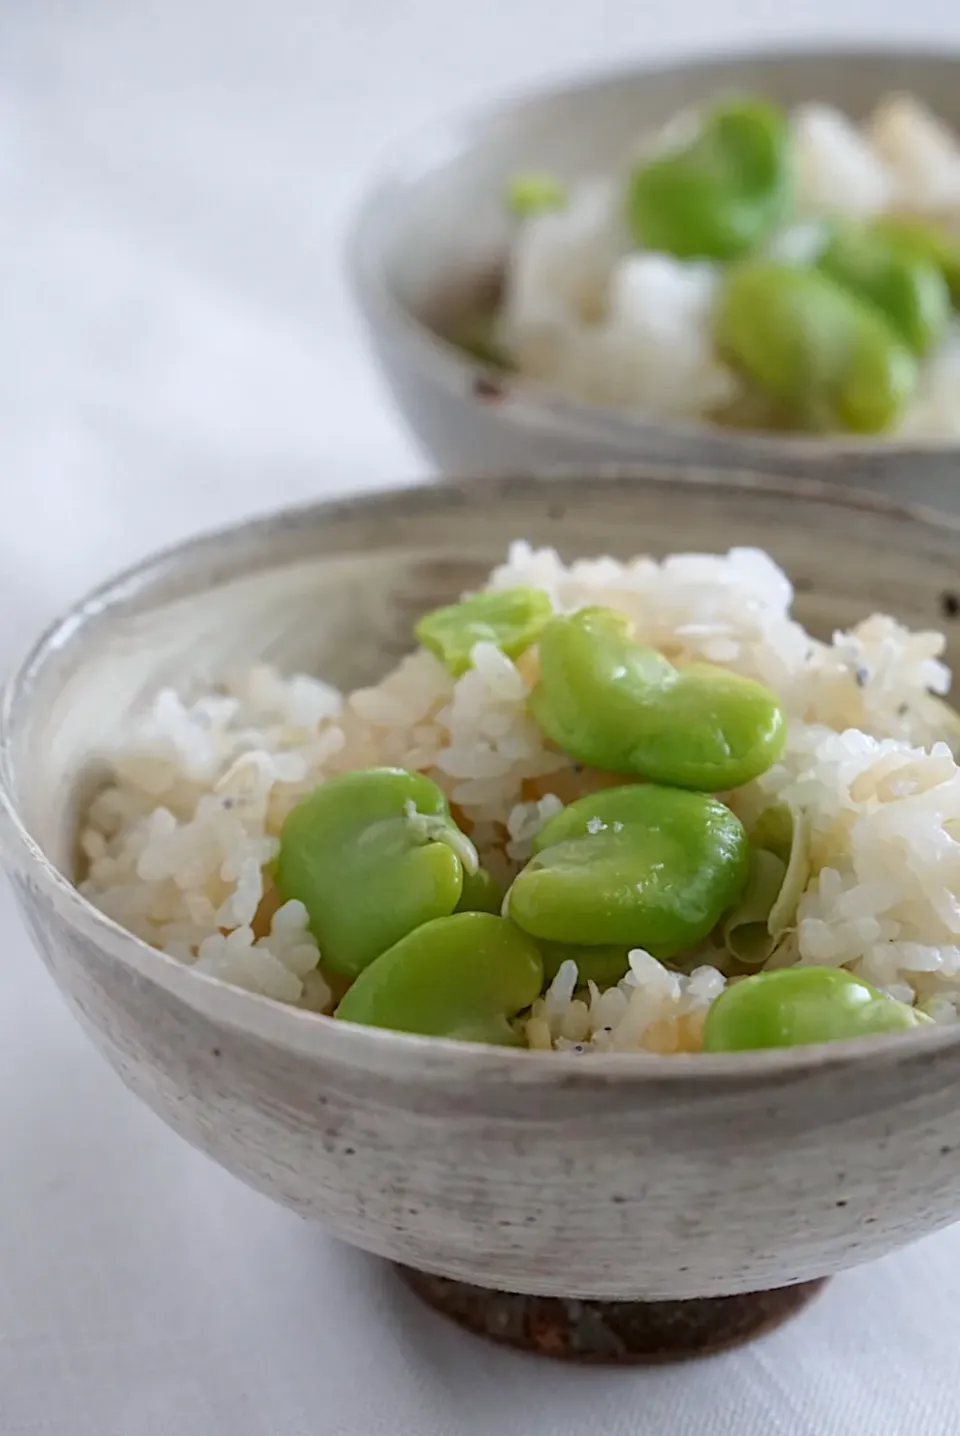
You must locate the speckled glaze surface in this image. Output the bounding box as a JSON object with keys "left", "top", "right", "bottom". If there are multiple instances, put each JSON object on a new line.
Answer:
{"left": 4, "top": 469, "right": 960, "bottom": 1303}
{"left": 350, "top": 46, "right": 960, "bottom": 510}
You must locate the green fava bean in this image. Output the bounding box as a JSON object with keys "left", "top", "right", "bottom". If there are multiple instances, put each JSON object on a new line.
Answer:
{"left": 276, "top": 768, "right": 473, "bottom": 979}
{"left": 335, "top": 912, "right": 544, "bottom": 1044}
{"left": 702, "top": 966, "right": 933, "bottom": 1053}
{"left": 538, "top": 941, "right": 631, "bottom": 989}
{"left": 416, "top": 587, "right": 553, "bottom": 678}
{"left": 456, "top": 865, "right": 504, "bottom": 915}
{"left": 870, "top": 214, "right": 960, "bottom": 306}
{"left": 817, "top": 222, "right": 950, "bottom": 356}
{"left": 715, "top": 262, "right": 918, "bottom": 433}
{"left": 507, "top": 784, "right": 749, "bottom": 957}
{"left": 529, "top": 606, "right": 786, "bottom": 790}
{"left": 627, "top": 96, "right": 790, "bottom": 260}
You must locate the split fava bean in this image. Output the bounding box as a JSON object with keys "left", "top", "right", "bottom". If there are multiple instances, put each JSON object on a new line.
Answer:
{"left": 715, "top": 261, "right": 917, "bottom": 433}
{"left": 335, "top": 912, "right": 544, "bottom": 1044}
{"left": 529, "top": 606, "right": 786, "bottom": 790}
{"left": 627, "top": 96, "right": 790, "bottom": 260}
{"left": 276, "top": 767, "right": 473, "bottom": 979}
{"left": 817, "top": 222, "right": 950, "bottom": 356}
{"left": 415, "top": 586, "right": 553, "bottom": 677}
{"left": 701, "top": 966, "right": 933, "bottom": 1053}
{"left": 508, "top": 784, "right": 749, "bottom": 958}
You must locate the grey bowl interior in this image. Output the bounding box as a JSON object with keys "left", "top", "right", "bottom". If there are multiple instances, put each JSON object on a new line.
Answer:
{"left": 351, "top": 46, "right": 960, "bottom": 498}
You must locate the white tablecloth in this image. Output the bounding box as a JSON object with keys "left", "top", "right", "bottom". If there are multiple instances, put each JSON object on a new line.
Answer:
{"left": 4, "top": 4, "right": 960, "bottom": 1432}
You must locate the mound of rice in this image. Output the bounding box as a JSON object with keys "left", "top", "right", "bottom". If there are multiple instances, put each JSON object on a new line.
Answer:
{"left": 498, "top": 94, "right": 960, "bottom": 438}
{"left": 79, "top": 543, "right": 960, "bottom": 1052}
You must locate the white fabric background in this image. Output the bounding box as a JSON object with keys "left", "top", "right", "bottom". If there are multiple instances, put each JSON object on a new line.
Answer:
{"left": 4, "top": 4, "right": 960, "bottom": 1432}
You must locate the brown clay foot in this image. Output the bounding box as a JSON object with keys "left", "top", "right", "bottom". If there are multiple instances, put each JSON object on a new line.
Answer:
{"left": 396, "top": 1266, "right": 828, "bottom": 1363}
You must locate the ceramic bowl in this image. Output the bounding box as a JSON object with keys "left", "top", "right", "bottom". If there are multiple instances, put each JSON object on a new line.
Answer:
{"left": 4, "top": 470, "right": 960, "bottom": 1335}
{"left": 350, "top": 45, "right": 960, "bottom": 511}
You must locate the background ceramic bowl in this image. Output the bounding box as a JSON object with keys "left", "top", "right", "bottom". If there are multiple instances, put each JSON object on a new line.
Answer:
{"left": 350, "top": 45, "right": 960, "bottom": 510}
{"left": 4, "top": 469, "right": 960, "bottom": 1318}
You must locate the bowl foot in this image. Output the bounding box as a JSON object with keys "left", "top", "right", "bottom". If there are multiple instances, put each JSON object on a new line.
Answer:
{"left": 395, "top": 1266, "right": 827, "bottom": 1363}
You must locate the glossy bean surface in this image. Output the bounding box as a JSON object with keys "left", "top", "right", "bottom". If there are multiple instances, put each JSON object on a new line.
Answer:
{"left": 530, "top": 606, "right": 786, "bottom": 790}
{"left": 508, "top": 784, "right": 749, "bottom": 957}
{"left": 335, "top": 912, "right": 544, "bottom": 1044}
{"left": 276, "top": 768, "right": 471, "bottom": 978}
{"left": 702, "top": 966, "right": 933, "bottom": 1052}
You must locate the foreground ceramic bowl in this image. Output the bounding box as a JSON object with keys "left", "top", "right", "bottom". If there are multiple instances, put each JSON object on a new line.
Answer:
{"left": 351, "top": 45, "right": 960, "bottom": 510}
{"left": 4, "top": 469, "right": 960, "bottom": 1315}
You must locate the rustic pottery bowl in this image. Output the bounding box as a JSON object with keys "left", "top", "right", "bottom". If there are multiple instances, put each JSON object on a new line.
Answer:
{"left": 4, "top": 469, "right": 960, "bottom": 1361}
{"left": 351, "top": 45, "right": 960, "bottom": 511}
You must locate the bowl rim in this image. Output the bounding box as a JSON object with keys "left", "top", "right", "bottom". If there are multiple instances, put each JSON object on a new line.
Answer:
{"left": 347, "top": 38, "right": 960, "bottom": 461}
{"left": 5, "top": 465, "right": 960, "bottom": 1086}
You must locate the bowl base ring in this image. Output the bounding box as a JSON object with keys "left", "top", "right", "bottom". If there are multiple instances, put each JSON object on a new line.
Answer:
{"left": 395, "top": 1266, "right": 828, "bottom": 1362}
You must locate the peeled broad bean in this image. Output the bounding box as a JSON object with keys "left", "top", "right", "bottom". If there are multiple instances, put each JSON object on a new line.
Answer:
{"left": 870, "top": 214, "right": 960, "bottom": 306}
{"left": 538, "top": 941, "right": 631, "bottom": 989}
{"left": 507, "top": 784, "right": 749, "bottom": 957}
{"left": 817, "top": 222, "right": 950, "bottom": 356}
{"left": 627, "top": 96, "right": 790, "bottom": 260}
{"left": 335, "top": 912, "right": 544, "bottom": 1044}
{"left": 415, "top": 587, "right": 553, "bottom": 678}
{"left": 456, "top": 865, "right": 504, "bottom": 915}
{"left": 701, "top": 966, "right": 933, "bottom": 1052}
{"left": 276, "top": 768, "right": 473, "bottom": 978}
{"left": 529, "top": 606, "right": 786, "bottom": 790}
{"left": 715, "top": 262, "right": 918, "bottom": 433}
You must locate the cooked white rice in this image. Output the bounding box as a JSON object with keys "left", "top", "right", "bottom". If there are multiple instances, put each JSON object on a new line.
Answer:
{"left": 80, "top": 543, "right": 960, "bottom": 1052}
{"left": 498, "top": 93, "right": 960, "bottom": 438}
